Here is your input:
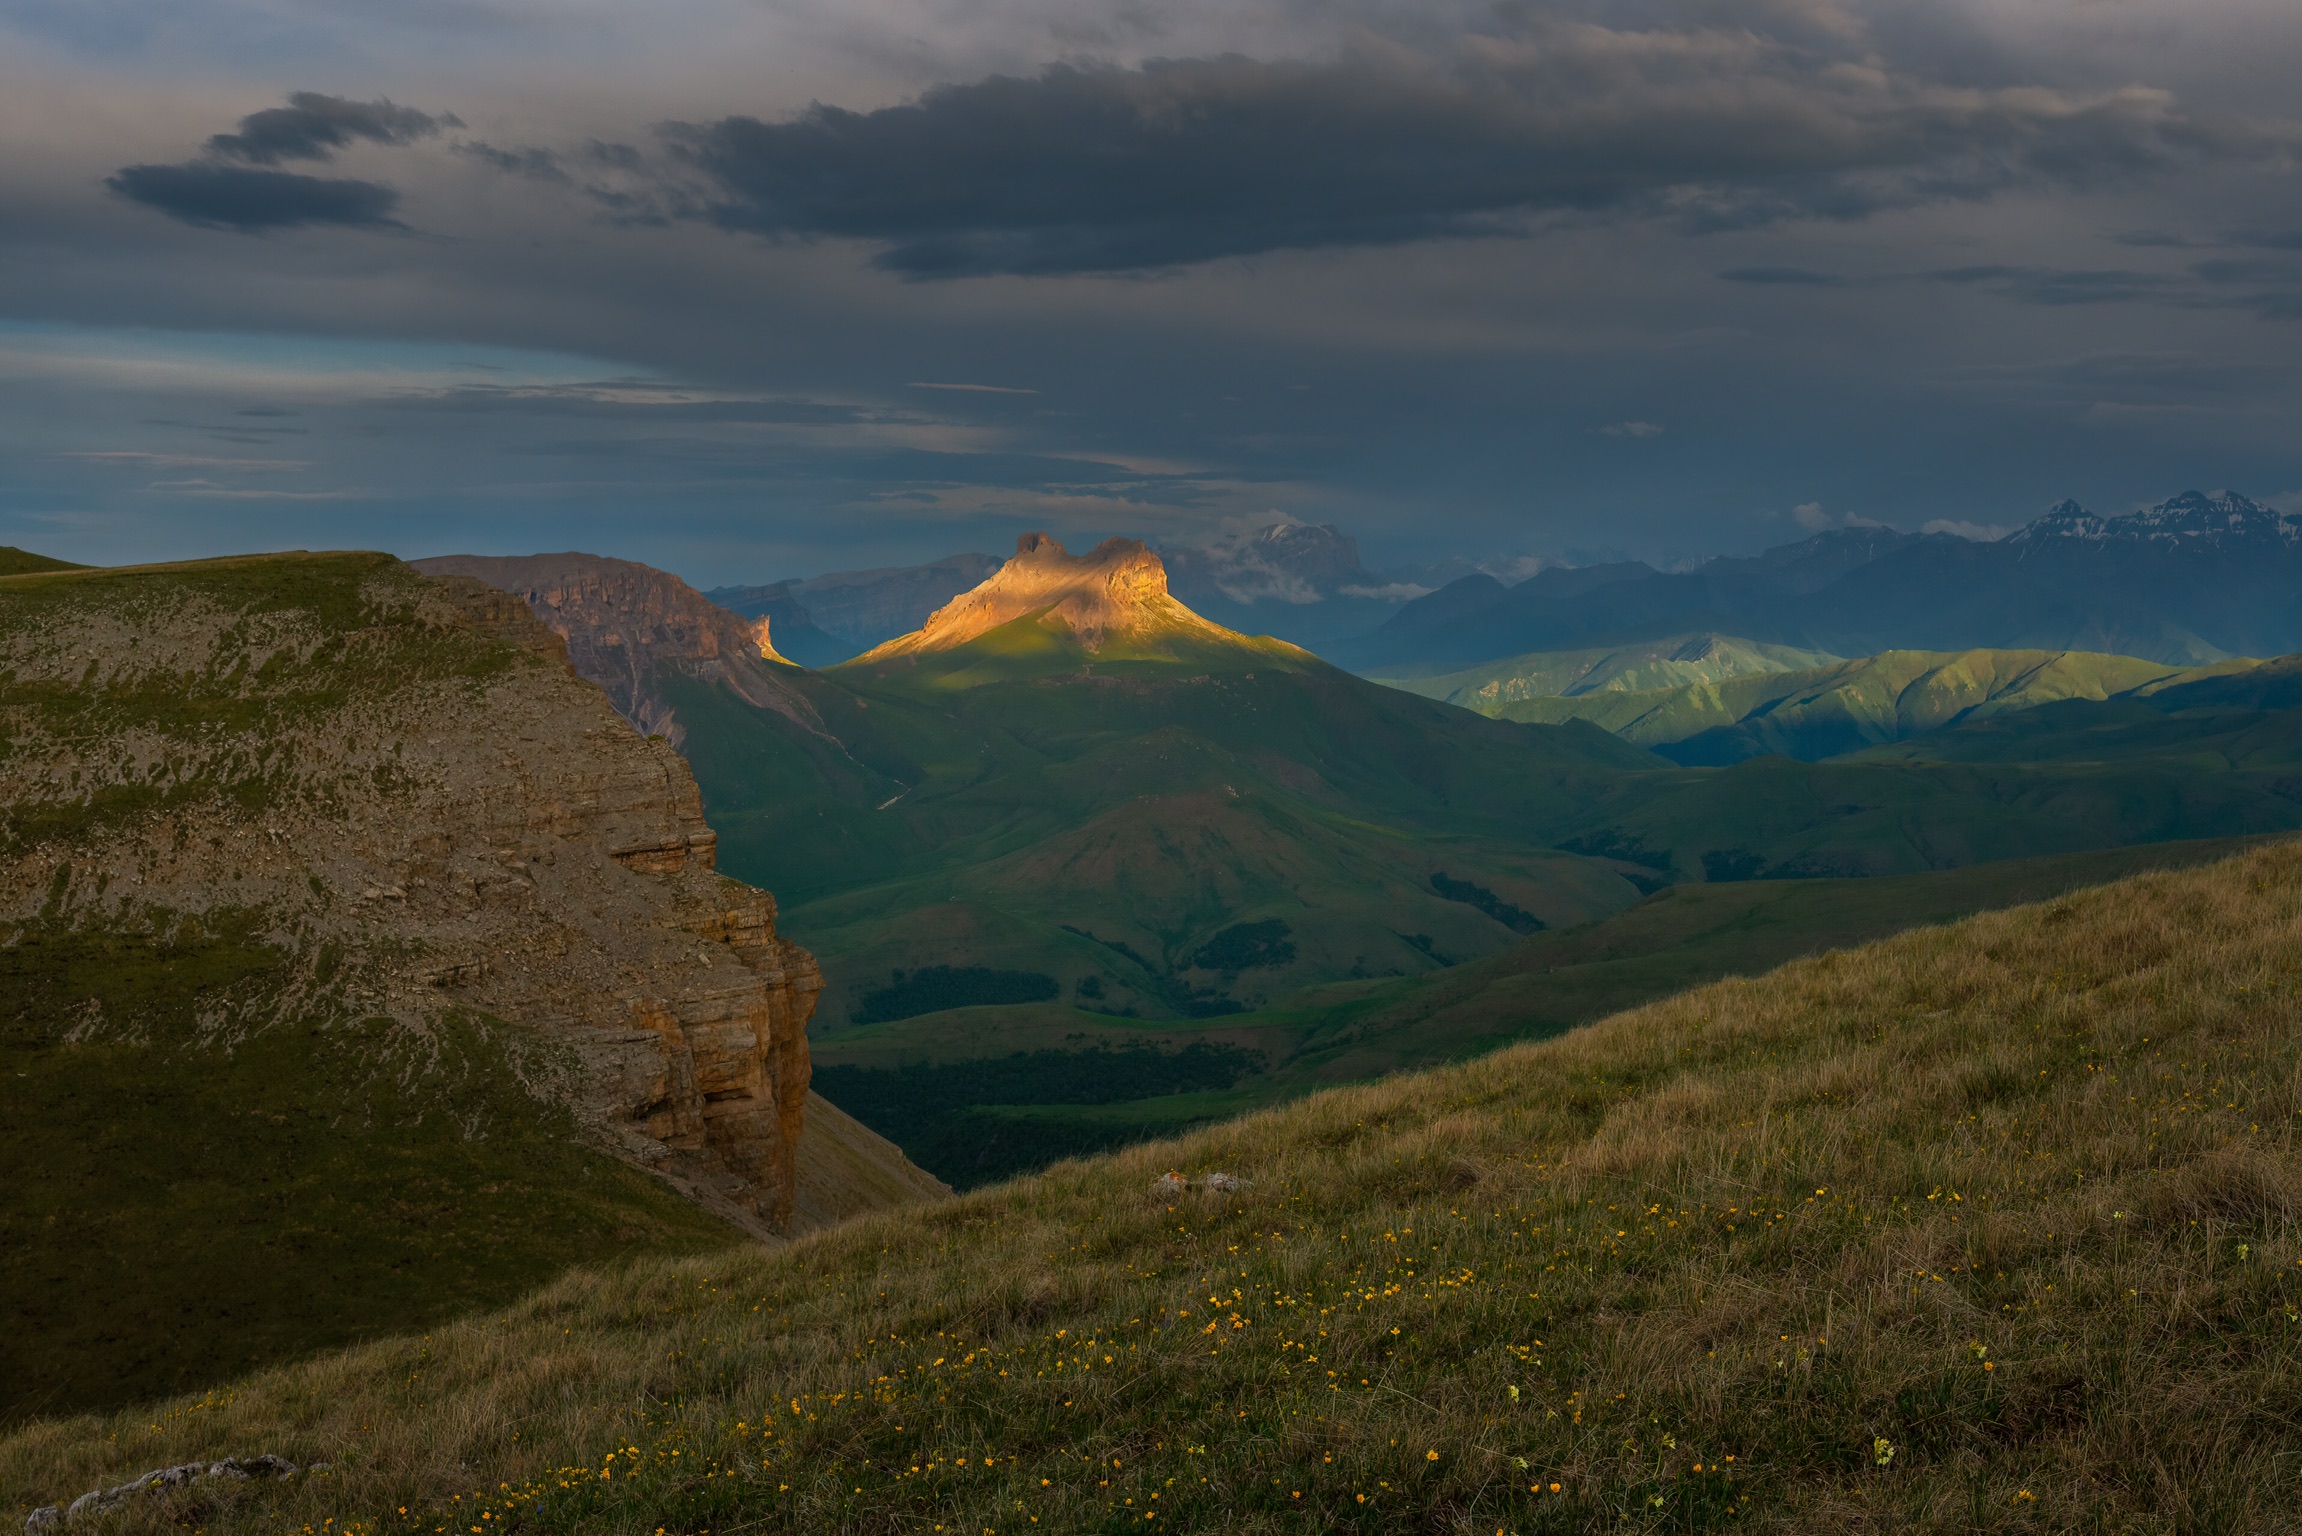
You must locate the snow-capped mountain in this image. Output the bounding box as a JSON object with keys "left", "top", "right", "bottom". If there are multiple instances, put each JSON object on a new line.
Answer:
{"left": 2009, "top": 492, "right": 2302, "bottom": 548}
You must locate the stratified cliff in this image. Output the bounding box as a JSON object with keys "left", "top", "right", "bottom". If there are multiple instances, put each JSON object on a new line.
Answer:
{"left": 0, "top": 552, "right": 934, "bottom": 1237}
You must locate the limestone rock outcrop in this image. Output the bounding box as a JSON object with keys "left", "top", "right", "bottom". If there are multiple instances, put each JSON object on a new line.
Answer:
{"left": 0, "top": 554, "right": 905, "bottom": 1233}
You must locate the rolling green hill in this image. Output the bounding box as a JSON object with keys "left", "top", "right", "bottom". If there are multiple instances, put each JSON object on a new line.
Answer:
{"left": 807, "top": 835, "right": 2273, "bottom": 1187}
{"left": 685, "top": 611, "right": 1661, "bottom": 1024}
{"left": 12, "top": 841, "right": 2300, "bottom": 1534}
{"left": 0, "top": 546, "right": 82, "bottom": 577}
{"left": 1376, "top": 631, "right": 1839, "bottom": 702}
{"left": 1389, "top": 643, "right": 2260, "bottom": 764}
{"left": 1853, "top": 653, "right": 2302, "bottom": 769}
{"left": 628, "top": 535, "right": 1669, "bottom": 1024}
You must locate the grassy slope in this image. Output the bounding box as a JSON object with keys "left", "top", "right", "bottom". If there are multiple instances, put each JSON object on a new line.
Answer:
{"left": 1414, "top": 647, "right": 2250, "bottom": 763}
{"left": 0, "top": 554, "right": 743, "bottom": 1423}
{"left": 1376, "top": 633, "right": 1840, "bottom": 711}
{"left": 672, "top": 622, "right": 1664, "bottom": 1021}
{"left": 677, "top": 626, "right": 2302, "bottom": 1000}
{"left": 11, "top": 842, "right": 2302, "bottom": 1533}
{"left": 0, "top": 546, "right": 82, "bottom": 577}
{"left": 809, "top": 836, "right": 2270, "bottom": 1187}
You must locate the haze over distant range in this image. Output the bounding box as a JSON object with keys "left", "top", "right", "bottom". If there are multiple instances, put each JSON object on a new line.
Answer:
{"left": 1, "top": 0, "right": 2298, "bottom": 578}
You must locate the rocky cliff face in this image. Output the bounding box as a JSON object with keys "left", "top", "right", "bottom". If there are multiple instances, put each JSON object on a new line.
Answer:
{"left": 0, "top": 553, "right": 912, "bottom": 1233}
{"left": 414, "top": 552, "right": 828, "bottom": 750}
{"left": 855, "top": 532, "right": 1252, "bottom": 660}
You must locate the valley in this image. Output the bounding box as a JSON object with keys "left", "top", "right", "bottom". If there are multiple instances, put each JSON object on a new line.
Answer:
{"left": 420, "top": 522, "right": 2302, "bottom": 1192}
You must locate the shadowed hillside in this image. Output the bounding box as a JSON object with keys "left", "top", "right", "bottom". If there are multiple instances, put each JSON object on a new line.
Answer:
{"left": 10, "top": 841, "right": 2300, "bottom": 1533}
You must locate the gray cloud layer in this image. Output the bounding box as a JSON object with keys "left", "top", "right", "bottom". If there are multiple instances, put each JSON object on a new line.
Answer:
{"left": 656, "top": 42, "right": 2282, "bottom": 276}
{"left": 16, "top": 1, "right": 2300, "bottom": 577}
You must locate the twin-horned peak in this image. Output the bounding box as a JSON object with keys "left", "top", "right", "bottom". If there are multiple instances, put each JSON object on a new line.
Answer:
{"left": 854, "top": 532, "right": 1252, "bottom": 661}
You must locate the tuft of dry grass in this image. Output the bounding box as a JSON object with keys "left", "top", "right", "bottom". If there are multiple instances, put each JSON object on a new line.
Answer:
{"left": 10, "top": 844, "right": 2302, "bottom": 1533}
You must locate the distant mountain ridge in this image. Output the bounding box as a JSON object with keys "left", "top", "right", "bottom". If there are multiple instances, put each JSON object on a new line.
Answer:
{"left": 1341, "top": 491, "right": 2302, "bottom": 674}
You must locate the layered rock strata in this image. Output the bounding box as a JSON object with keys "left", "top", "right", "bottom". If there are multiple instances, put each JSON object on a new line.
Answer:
{"left": 0, "top": 554, "right": 877, "bottom": 1232}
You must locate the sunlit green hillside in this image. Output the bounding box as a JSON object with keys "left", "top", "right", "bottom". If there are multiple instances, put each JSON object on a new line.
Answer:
{"left": 12, "top": 841, "right": 2300, "bottom": 1534}
{"left": 1394, "top": 644, "right": 2259, "bottom": 764}
{"left": 1377, "top": 632, "right": 1839, "bottom": 709}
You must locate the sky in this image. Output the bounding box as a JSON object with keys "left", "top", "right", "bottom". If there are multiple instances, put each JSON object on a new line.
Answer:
{"left": 1, "top": 0, "right": 2298, "bottom": 585}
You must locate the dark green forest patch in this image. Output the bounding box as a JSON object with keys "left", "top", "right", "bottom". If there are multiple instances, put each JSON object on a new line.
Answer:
{"left": 1428, "top": 871, "right": 1545, "bottom": 933}
{"left": 853, "top": 965, "right": 1062, "bottom": 1024}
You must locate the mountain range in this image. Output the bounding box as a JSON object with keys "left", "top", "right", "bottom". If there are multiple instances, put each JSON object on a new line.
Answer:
{"left": 694, "top": 490, "right": 2302, "bottom": 683}
{"left": 1343, "top": 492, "right": 2302, "bottom": 673}
{"left": 13, "top": 509, "right": 2302, "bottom": 1453}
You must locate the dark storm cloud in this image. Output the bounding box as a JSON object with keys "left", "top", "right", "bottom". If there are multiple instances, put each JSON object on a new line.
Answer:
{"left": 104, "top": 163, "right": 402, "bottom": 231}
{"left": 654, "top": 47, "right": 2282, "bottom": 277}
{"left": 203, "top": 93, "right": 454, "bottom": 165}
{"left": 107, "top": 92, "right": 449, "bottom": 232}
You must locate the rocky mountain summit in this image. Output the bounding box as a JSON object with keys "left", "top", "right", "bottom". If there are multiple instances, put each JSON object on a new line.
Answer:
{"left": 853, "top": 532, "right": 1263, "bottom": 661}
{"left": 414, "top": 552, "right": 826, "bottom": 749}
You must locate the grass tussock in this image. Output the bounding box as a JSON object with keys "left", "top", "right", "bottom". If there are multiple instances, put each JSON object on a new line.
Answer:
{"left": 10, "top": 845, "right": 2302, "bottom": 1533}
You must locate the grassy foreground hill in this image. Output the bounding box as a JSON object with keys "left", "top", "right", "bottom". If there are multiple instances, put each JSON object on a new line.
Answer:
{"left": 10, "top": 841, "right": 2301, "bottom": 1533}
{"left": 808, "top": 835, "right": 2270, "bottom": 1188}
